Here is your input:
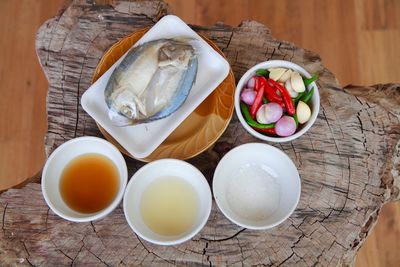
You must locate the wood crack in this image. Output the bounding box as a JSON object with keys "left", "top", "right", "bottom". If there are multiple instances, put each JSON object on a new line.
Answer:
{"left": 321, "top": 107, "right": 341, "bottom": 156}
{"left": 90, "top": 221, "right": 106, "bottom": 248}
{"left": 268, "top": 48, "right": 276, "bottom": 60}
{"left": 356, "top": 111, "right": 368, "bottom": 151}
{"left": 319, "top": 223, "right": 335, "bottom": 237}
{"left": 84, "top": 243, "right": 111, "bottom": 267}
{"left": 22, "top": 241, "right": 31, "bottom": 257}
{"left": 26, "top": 258, "right": 35, "bottom": 267}
{"left": 222, "top": 30, "right": 234, "bottom": 52}
{"left": 236, "top": 236, "right": 245, "bottom": 264}
{"left": 314, "top": 248, "right": 326, "bottom": 267}
{"left": 61, "top": 59, "right": 66, "bottom": 130}
{"left": 337, "top": 157, "right": 352, "bottom": 215}
{"left": 47, "top": 130, "right": 67, "bottom": 140}
{"left": 135, "top": 233, "right": 178, "bottom": 266}
{"left": 22, "top": 241, "right": 36, "bottom": 267}
{"left": 291, "top": 233, "right": 305, "bottom": 248}
{"left": 70, "top": 236, "right": 86, "bottom": 267}
{"left": 203, "top": 241, "right": 212, "bottom": 266}
{"left": 276, "top": 251, "right": 294, "bottom": 267}
{"left": 57, "top": 248, "right": 73, "bottom": 262}
{"left": 118, "top": 242, "right": 140, "bottom": 266}
{"left": 44, "top": 13, "right": 62, "bottom": 65}
{"left": 201, "top": 228, "right": 246, "bottom": 242}
{"left": 74, "top": 56, "right": 85, "bottom": 138}
{"left": 2, "top": 202, "right": 8, "bottom": 232}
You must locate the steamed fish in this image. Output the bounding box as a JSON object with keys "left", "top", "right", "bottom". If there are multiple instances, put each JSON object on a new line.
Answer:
{"left": 104, "top": 38, "right": 198, "bottom": 126}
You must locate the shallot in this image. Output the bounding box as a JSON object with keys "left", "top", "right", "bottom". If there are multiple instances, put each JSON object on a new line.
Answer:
{"left": 240, "top": 88, "right": 256, "bottom": 105}
{"left": 247, "top": 77, "right": 257, "bottom": 88}
{"left": 275, "top": 116, "right": 296, "bottom": 137}
{"left": 256, "top": 103, "right": 283, "bottom": 124}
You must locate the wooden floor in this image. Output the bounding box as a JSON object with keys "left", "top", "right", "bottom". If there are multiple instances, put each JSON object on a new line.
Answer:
{"left": 0, "top": 0, "right": 399, "bottom": 266}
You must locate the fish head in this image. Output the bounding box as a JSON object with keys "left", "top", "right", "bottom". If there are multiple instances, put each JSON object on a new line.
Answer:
{"left": 158, "top": 40, "right": 195, "bottom": 68}
{"left": 111, "top": 88, "right": 138, "bottom": 119}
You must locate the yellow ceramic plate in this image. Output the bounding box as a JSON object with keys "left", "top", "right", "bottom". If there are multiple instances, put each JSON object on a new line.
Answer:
{"left": 92, "top": 28, "right": 235, "bottom": 162}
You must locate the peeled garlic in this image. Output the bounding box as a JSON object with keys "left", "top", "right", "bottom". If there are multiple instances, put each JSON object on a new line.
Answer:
{"left": 269, "top": 68, "right": 287, "bottom": 81}
{"left": 278, "top": 69, "right": 292, "bottom": 82}
{"left": 290, "top": 71, "right": 306, "bottom": 93}
{"left": 296, "top": 101, "right": 311, "bottom": 124}
{"left": 285, "top": 79, "right": 298, "bottom": 98}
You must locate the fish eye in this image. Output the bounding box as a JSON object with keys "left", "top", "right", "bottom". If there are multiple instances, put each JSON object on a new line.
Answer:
{"left": 121, "top": 105, "right": 133, "bottom": 118}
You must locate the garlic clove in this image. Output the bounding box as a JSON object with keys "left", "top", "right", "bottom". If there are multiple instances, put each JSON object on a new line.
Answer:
{"left": 285, "top": 79, "right": 298, "bottom": 98}
{"left": 296, "top": 101, "right": 311, "bottom": 124}
{"left": 269, "top": 68, "right": 287, "bottom": 81}
{"left": 291, "top": 71, "right": 306, "bottom": 92}
{"left": 278, "top": 69, "right": 292, "bottom": 82}
{"left": 256, "top": 105, "right": 268, "bottom": 124}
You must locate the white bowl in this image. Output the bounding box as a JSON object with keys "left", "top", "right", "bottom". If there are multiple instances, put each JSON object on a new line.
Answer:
{"left": 41, "top": 136, "right": 128, "bottom": 222}
{"left": 213, "top": 143, "right": 301, "bottom": 230}
{"left": 123, "top": 159, "right": 212, "bottom": 245}
{"left": 235, "top": 60, "right": 320, "bottom": 142}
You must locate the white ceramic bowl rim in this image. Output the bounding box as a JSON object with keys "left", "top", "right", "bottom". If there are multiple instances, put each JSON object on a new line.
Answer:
{"left": 234, "top": 60, "right": 320, "bottom": 142}
{"left": 123, "top": 159, "right": 212, "bottom": 246}
{"left": 213, "top": 143, "right": 301, "bottom": 230}
{"left": 41, "top": 136, "right": 128, "bottom": 222}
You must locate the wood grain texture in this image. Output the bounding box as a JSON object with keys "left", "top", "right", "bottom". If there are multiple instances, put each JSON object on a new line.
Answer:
{"left": 0, "top": 0, "right": 399, "bottom": 266}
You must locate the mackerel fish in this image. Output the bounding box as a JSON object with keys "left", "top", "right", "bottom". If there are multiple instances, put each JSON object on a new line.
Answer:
{"left": 104, "top": 38, "right": 198, "bottom": 126}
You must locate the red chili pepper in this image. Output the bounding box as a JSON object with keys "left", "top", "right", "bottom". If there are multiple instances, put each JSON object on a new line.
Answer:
{"left": 268, "top": 78, "right": 295, "bottom": 115}
{"left": 253, "top": 76, "right": 261, "bottom": 91}
{"left": 264, "top": 83, "right": 284, "bottom": 103}
{"left": 258, "top": 76, "right": 283, "bottom": 103}
{"left": 257, "top": 76, "right": 267, "bottom": 83}
{"left": 254, "top": 127, "right": 276, "bottom": 136}
{"left": 250, "top": 85, "right": 264, "bottom": 119}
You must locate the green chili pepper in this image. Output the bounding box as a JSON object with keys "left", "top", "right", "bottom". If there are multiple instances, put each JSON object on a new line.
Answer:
{"left": 262, "top": 97, "right": 268, "bottom": 104}
{"left": 293, "top": 92, "right": 305, "bottom": 106}
{"left": 303, "top": 74, "right": 318, "bottom": 87}
{"left": 301, "top": 87, "right": 314, "bottom": 103}
{"left": 240, "top": 102, "right": 275, "bottom": 129}
{"left": 256, "top": 69, "right": 269, "bottom": 78}
{"left": 293, "top": 114, "right": 299, "bottom": 127}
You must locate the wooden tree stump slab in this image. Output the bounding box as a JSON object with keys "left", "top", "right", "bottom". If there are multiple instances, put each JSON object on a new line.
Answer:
{"left": 1, "top": 0, "right": 399, "bottom": 266}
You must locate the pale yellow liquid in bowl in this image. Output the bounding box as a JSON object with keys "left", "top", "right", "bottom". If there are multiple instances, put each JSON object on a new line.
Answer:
{"left": 140, "top": 176, "right": 199, "bottom": 236}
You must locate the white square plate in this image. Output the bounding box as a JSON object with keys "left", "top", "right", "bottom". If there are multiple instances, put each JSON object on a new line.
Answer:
{"left": 81, "top": 15, "right": 230, "bottom": 158}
